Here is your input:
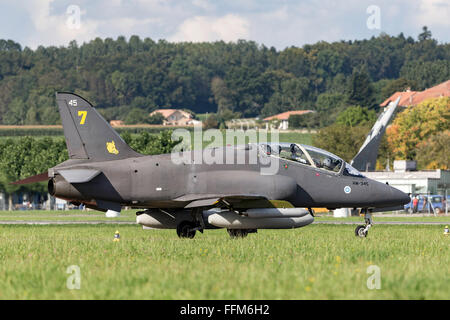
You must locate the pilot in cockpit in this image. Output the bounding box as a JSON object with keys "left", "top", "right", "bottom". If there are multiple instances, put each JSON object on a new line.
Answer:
{"left": 290, "top": 144, "right": 307, "bottom": 164}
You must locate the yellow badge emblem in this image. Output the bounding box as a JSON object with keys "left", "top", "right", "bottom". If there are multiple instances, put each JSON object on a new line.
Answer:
{"left": 106, "top": 141, "right": 119, "bottom": 154}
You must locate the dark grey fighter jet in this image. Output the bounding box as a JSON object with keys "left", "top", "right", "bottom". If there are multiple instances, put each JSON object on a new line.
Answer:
{"left": 14, "top": 93, "right": 410, "bottom": 238}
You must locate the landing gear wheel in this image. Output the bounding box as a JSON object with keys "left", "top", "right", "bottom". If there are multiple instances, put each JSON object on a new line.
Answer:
{"left": 355, "top": 225, "right": 367, "bottom": 238}
{"left": 355, "top": 209, "right": 372, "bottom": 238}
{"left": 177, "top": 221, "right": 196, "bottom": 239}
{"left": 227, "top": 229, "right": 249, "bottom": 238}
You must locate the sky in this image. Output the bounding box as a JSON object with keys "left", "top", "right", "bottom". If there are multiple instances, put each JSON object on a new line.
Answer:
{"left": 0, "top": 0, "right": 449, "bottom": 50}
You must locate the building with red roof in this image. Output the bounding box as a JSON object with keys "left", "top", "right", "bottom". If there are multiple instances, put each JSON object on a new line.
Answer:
{"left": 263, "top": 110, "right": 315, "bottom": 130}
{"left": 380, "top": 80, "right": 450, "bottom": 107}
{"left": 150, "top": 109, "right": 199, "bottom": 126}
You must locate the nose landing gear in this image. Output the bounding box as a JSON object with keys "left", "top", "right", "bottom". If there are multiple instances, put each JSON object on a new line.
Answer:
{"left": 355, "top": 209, "right": 372, "bottom": 238}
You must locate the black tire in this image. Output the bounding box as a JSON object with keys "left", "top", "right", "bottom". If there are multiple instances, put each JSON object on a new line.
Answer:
{"left": 355, "top": 225, "right": 367, "bottom": 238}
{"left": 227, "top": 229, "right": 249, "bottom": 238}
{"left": 227, "top": 229, "right": 238, "bottom": 238}
{"left": 176, "top": 221, "right": 196, "bottom": 239}
{"left": 240, "top": 230, "right": 249, "bottom": 238}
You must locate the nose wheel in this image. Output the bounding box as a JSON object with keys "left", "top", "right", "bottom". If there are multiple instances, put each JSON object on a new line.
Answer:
{"left": 355, "top": 210, "right": 372, "bottom": 238}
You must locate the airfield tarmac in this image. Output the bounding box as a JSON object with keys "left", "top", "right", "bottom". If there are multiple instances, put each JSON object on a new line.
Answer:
{"left": 0, "top": 210, "right": 448, "bottom": 225}
{"left": 0, "top": 219, "right": 446, "bottom": 225}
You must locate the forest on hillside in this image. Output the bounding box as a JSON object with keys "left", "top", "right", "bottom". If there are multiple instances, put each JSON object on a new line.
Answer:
{"left": 0, "top": 27, "right": 449, "bottom": 126}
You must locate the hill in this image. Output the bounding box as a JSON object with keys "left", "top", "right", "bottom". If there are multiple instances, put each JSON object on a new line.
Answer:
{"left": 0, "top": 30, "right": 449, "bottom": 126}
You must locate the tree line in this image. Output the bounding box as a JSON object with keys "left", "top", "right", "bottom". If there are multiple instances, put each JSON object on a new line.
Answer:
{"left": 313, "top": 97, "right": 450, "bottom": 170}
{"left": 0, "top": 131, "right": 181, "bottom": 195}
{"left": 0, "top": 27, "right": 449, "bottom": 127}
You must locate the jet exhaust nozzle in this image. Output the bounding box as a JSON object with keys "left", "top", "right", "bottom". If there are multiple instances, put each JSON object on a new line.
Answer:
{"left": 48, "top": 175, "right": 84, "bottom": 200}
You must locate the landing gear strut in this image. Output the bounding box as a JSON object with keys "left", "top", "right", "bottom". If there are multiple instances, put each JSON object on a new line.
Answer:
{"left": 355, "top": 209, "right": 372, "bottom": 238}
{"left": 176, "top": 208, "right": 206, "bottom": 239}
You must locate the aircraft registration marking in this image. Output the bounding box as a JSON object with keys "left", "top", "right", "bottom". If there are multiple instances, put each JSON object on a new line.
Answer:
{"left": 352, "top": 181, "right": 369, "bottom": 186}
{"left": 77, "top": 110, "right": 87, "bottom": 124}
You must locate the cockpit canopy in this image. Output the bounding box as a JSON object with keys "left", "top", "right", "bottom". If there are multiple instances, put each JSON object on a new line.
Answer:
{"left": 258, "top": 143, "right": 365, "bottom": 177}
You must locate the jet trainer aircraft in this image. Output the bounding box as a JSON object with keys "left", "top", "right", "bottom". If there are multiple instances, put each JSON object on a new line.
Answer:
{"left": 14, "top": 93, "right": 410, "bottom": 238}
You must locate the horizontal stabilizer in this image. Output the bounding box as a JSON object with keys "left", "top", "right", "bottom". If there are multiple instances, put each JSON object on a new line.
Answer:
{"left": 57, "top": 169, "right": 101, "bottom": 183}
{"left": 10, "top": 172, "right": 48, "bottom": 185}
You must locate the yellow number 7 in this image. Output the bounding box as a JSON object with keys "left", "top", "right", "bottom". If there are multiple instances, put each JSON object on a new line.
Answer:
{"left": 78, "top": 111, "right": 87, "bottom": 125}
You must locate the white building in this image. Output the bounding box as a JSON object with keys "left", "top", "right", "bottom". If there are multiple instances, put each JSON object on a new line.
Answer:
{"left": 364, "top": 169, "right": 450, "bottom": 195}
{"left": 263, "top": 110, "right": 315, "bottom": 130}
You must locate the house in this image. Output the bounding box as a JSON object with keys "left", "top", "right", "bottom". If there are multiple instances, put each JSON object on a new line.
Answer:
{"left": 150, "top": 109, "right": 199, "bottom": 126}
{"left": 109, "top": 120, "right": 124, "bottom": 127}
{"left": 263, "top": 110, "right": 315, "bottom": 130}
{"left": 380, "top": 80, "right": 450, "bottom": 107}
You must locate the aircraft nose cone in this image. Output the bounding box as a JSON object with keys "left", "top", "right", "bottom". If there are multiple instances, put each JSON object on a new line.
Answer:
{"left": 390, "top": 186, "right": 411, "bottom": 206}
{"left": 371, "top": 181, "right": 411, "bottom": 207}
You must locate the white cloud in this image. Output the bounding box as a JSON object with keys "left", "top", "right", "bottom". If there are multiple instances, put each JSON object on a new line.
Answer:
{"left": 417, "top": 0, "right": 450, "bottom": 26}
{"left": 192, "top": 0, "right": 214, "bottom": 11}
{"left": 1, "top": 0, "right": 449, "bottom": 49}
{"left": 169, "top": 14, "right": 250, "bottom": 43}
{"left": 23, "top": 0, "right": 99, "bottom": 48}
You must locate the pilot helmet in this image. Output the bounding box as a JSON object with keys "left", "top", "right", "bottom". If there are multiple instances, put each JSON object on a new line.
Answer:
{"left": 323, "top": 157, "right": 332, "bottom": 168}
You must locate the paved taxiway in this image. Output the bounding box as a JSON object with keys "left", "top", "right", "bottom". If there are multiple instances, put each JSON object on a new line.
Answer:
{"left": 0, "top": 220, "right": 446, "bottom": 225}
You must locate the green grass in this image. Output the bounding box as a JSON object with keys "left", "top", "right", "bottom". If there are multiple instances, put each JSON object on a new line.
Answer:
{"left": 280, "top": 132, "right": 313, "bottom": 145}
{"left": 186, "top": 130, "right": 313, "bottom": 148}
{"left": 0, "top": 223, "right": 448, "bottom": 299}
{"left": 0, "top": 210, "right": 138, "bottom": 222}
{"left": 196, "top": 113, "right": 209, "bottom": 121}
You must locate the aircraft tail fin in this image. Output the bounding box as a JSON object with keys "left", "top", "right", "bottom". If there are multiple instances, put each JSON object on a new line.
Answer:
{"left": 351, "top": 97, "right": 400, "bottom": 171}
{"left": 56, "top": 92, "right": 142, "bottom": 161}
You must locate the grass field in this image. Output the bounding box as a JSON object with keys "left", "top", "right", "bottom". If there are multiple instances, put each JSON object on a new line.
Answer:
{"left": 173, "top": 130, "right": 313, "bottom": 149}
{"left": 0, "top": 216, "right": 448, "bottom": 299}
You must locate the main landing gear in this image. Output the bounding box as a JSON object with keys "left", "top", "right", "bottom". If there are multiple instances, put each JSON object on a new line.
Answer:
{"left": 355, "top": 208, "right": 373, "bottom": 238}
{"left": 227, "top": 229, "right": 248, "bottom": 238}
{"left": 176, "top": 208, "right": 205, "bottom": 239}
{"left": 227, "top": 229, "right": 257, "bottom": 238}
{"left": 176, "top": 221, "right": 197, "bottom": 238}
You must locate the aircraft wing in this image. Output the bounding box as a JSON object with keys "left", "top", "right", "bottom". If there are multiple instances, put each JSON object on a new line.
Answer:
{"left": 179, "top": 194, "right": 292, "bottom": 209}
